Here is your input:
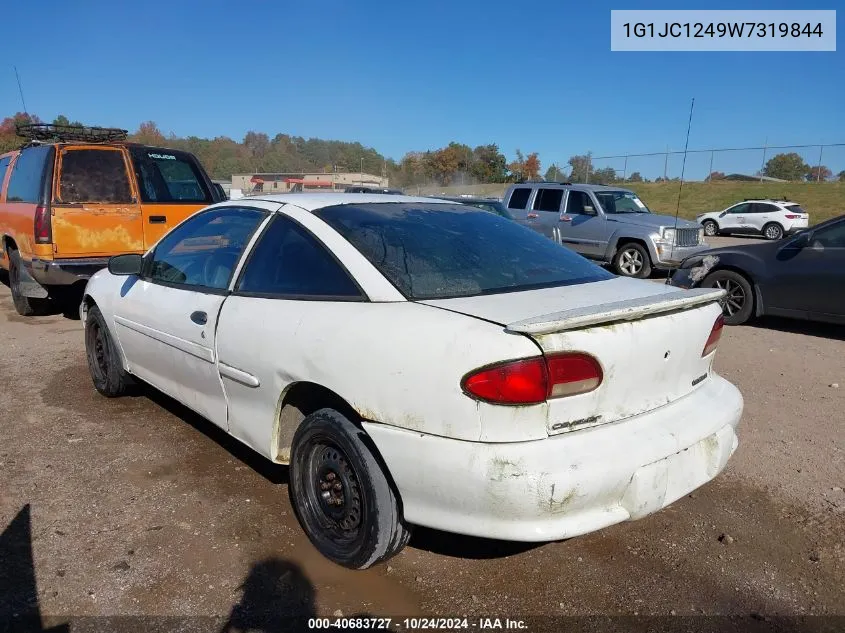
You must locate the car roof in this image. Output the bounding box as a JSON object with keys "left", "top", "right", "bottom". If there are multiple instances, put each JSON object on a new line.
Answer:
{"left": 511, "top": 182, "right": 633, "bottom": 192}
{"left": 240, "top": 193, "right": 453, "bottom": 212}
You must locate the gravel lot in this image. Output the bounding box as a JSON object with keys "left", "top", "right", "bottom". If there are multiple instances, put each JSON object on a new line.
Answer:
{"left": 1, "top": 236, "right": 843, "bottom": 630}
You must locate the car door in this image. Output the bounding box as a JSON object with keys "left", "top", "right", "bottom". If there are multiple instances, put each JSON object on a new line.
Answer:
{"left": 559, "top": 189, "right": 607, "bottom": 258}
{"left": 748, "top": 202, "right": 779, "bottom": 234}
{"left": 761, "top": 219, "right": 845, "bottom": 320}
{"left": 215, "top": 213, "right": 367, "bottom": 457}
{"left": 718, "top": 203, "right": 750, "bottom": 233}
{"left": 51, "top": 146, "right": 144, "bottom": 256}
{"left": 527, "top": 187, "right": 566, "bottom": 244}
{"left": 111, "top": 205, "right": 268, "bottom": 427}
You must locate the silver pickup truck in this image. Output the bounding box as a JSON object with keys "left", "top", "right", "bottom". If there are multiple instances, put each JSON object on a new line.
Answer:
{"left": 503, "top": 182, "right": 709, "bottom": 278}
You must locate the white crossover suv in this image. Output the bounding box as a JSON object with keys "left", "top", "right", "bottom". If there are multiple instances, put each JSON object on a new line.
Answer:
{"left": 696, "top": 199, "right": 809, "bottom": 240}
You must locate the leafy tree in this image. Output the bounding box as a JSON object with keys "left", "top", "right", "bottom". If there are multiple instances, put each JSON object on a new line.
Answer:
{"left": 0, "top": 112, "right": 41, "bottom": 152}
{"left": 130, "top": 121, "right": 166, "bottom": 146}
{"left": 627, "top": 171, "right": 643, "bottom": 182}
{"left": 544, "top": 164, "right": 565, "bottom": 182}
{"left": 592, "top": 167, "right": 617, "bottom": 183}
{"left": 838, "top": 170, "right": 845, "bottom": 182}
{"left": 806, "top": 165, "right": 832, "bottom": 182}
{"left": 763, "top": 152, "right": 809, "bottom": 181}
{"left": 470, "top": 144, "right": 507, "bottom": 183}
{"left": 567, "top": 153, "right": 592, "bottom": 183}
{"left": 507, "top": 149, "right": 526, "bottom": 182}
{"left": 523, "top": 152, "right": 541, "bottom": 180}
{"left": 53, "top": 114, "right": 84, "bottom": 127}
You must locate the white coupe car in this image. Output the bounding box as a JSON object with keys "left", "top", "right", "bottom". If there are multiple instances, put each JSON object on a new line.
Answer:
{"left": 82, "top": 194, "right": 744, "bottom": 569}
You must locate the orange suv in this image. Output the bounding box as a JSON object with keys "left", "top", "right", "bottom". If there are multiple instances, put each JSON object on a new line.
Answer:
{"left": 0, "top": 124, "right": 224, "bottom": 315}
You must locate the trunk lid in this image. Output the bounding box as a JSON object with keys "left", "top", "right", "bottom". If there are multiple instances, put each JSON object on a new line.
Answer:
{"left": 422, "top": 278, "right": 725, "bottom": 435}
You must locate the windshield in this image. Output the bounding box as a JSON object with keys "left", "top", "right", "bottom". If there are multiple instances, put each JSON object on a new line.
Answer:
{"left": 315, "top": 203, "right": 612, "bottom": 300}
{"left": 594, "top": 191, "right": 650, "bottom": 214}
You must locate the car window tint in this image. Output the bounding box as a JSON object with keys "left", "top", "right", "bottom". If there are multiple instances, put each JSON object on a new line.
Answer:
{"left": 237, "top": 215, "right": 361, "bottom": 299}
{"left": 786, "top": 205, "right": 806, "bottom": 214}
{"left": 129, "top": 147, "right": 213, "bottom": 203}
{"left": 59, "top": 149, "right": 132, "bottom": 204}
{"left": 727, "top": 203, "right": 749, "bottom": 214}
{"left": 6, "top": 146, "right": 52, "bottom": 203}
{"left": 507, "top": 187, "right": 532, "bottom": 209}
{"left": 812, "top": 220, "right": 845, "bottom": 248}
{"left": 751, "top": 203, "right": 778, "bottom": 214}
{"left": 315, "top": 203, "right": 613, "bottom": 301}
{"left": 566, "top": 191, "right": 592, "bottom": 214}
{"left": 148, "top": 207, "right": 265, "bottom": 290}
{"left": 533, "top": 188, "right": 563, "bottom": 212}
{"left": 0, "top": 156, "right": 11, "bottom": 197}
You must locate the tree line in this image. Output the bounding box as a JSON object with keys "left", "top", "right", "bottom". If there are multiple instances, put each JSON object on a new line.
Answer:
{"left": 2, "top": 112, "right": 843, "bottom": 184}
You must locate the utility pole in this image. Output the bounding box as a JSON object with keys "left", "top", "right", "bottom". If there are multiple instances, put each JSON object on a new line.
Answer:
{"left": 708, "top": 151, "right": 714, "bottom": 182}
{"left": 663, "top": 146, "right": 669, "bottom": 181}
{"left": 760, "top": 138, "right": 768, "bottom": 182}
{"left": 816, "top": 145, "right": 824, "bottom": 182}
{"left": 622, "top": 155, "right": 628, "bottom": 181}
{"left": 360, "top": 157, "right": 364, "bottom": 186}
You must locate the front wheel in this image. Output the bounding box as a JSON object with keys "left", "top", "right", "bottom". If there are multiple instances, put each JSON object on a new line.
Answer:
{"left": 289, "top": 409, "right": 411, "bottom": 569}
{"left": 612, "top": 243, "right": 652, "bottom": 278}
{"left": 702, "top": 270, "right": 754, "bottom": 325}
{"left": 85, "top": 304, "right": 133, "bottom": 397}
{"left": 702, "top": 220, "right": 719, "bottom": 237}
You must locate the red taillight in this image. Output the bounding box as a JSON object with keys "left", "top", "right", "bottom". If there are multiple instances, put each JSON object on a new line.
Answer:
{"left": 702, "top": 315, "right": 724, "bottom": 357}
{"left": 784, "top": 214, "right": 801, "bottom": 219}
{"left": 34, "top": 205, "right": 51, "bottom": 243}
{"left": 461, "top": 353, "right": 603, "bottom": 405}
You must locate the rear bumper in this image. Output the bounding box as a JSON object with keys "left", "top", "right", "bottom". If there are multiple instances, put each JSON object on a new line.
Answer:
{"left": 28, "top": 257, "right": 110, "bottom": 286}
{"left": 364, "top": 375, "right": 743, "bottom": 542}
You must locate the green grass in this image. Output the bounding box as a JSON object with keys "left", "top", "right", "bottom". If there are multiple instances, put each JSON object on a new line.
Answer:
{"left": 412, "top": 181, "right": 845, "bottom": 224}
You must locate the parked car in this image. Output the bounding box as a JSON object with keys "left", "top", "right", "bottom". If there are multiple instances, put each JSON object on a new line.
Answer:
{"left": 438, "top": 196, "right": 513, "bottom": 219}
{"left": 695, "top": 199, "right": 810, "bottom": 241}
{"left": 504, "top": 183, "right": 708, "bottom": 278}
{"left": 82, "top": 193, "right": 742, "bottom": 569}
{"left": 344, "top": 186, "right": 403, "bottom": 194}
{"left": 670, "top": 214, "right": 845, "bottom": 325}
{"left": 0, "top": 124, "right": 224, "bottom": 316}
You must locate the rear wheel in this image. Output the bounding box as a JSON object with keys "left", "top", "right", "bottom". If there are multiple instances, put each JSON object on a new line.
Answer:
{"left": 8, "top": 248, "right": 50, "bottom": 316}
{"left": 612, "top": 242, "right": 652, "bottom": 278}
{"left": 763, "top": 222, "right": 784, "bottom": 241}
{"left": 702, "top": 220, "right": 719, "bottom": 237}
{"left": 289, "top": 409, "right": 411, "bottom": 569}
{"left": 85, "top": 304, "right": 132, "bottom": 397}
{"left": 702, "top": 270, "right": 754, "bottom": 325}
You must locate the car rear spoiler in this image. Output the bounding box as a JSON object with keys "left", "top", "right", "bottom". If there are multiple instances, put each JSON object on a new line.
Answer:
{"left": 505, "top": 288, "right": 726, "bottom": 335}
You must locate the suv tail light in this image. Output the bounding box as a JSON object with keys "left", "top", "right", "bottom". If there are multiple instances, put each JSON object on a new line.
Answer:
{"left": 461, "top": 353, "right": 603, "bottom": 405}
{"left": 784, "top": 214, "right": 801, "bottom": 219}
{"left": 34, "top": 205, "right": 52, "bottom": 244}
{"left": 702, "top": 315, "right": 724, "bottom": 357}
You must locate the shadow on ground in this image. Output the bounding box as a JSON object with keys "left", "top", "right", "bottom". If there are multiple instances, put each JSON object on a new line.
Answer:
{"left": 750, "top": 316, "right": 845, "bottom": 341}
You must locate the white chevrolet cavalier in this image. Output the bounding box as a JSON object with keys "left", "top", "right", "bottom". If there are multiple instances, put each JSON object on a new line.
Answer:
{"left": 82, "top": 194, "right": 743, "bottom": 569}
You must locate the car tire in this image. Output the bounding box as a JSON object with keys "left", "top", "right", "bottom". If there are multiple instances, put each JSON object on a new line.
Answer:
{"left": 702, "top": 270, "right": 754, "bottom": 325}
{"left": 612, "top": 242, "right": 652, "bottom": 278}
{"left": 85, "top": 304, "right": 133, "bottom": 397}
{"left": 702, "top": 220, "right": 719, "bottom": 237}
{"left": 762, "top": 222, "right": 784, "bottom": 241}
{"left": 8, "top": 248, "right": 51, "bottom": 317}
{"left": 290, "top": 408, "right": 411, "bottom": 569}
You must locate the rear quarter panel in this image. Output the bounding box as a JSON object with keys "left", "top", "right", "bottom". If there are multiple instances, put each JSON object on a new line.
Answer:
{"left": 0, "top": 151, "right": 44, "bottom": 267}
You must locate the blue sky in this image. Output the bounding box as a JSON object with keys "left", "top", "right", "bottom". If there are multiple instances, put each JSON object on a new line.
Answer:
{"left": 2, "top": 0, "right": 843, "bottom": 178}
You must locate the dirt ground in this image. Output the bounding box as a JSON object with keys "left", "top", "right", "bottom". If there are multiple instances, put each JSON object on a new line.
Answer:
{"left": 1, "top": 238, "right": 843, "bottom": 631}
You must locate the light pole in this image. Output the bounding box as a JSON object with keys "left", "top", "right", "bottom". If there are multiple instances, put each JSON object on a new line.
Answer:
{"left": 360, "top": 157, "right": 364, "bottom": 186}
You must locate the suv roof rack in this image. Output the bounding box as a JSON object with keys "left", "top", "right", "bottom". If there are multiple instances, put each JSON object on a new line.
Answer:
{"left": 16, "top": 123, "right": 129, "bottom": 145}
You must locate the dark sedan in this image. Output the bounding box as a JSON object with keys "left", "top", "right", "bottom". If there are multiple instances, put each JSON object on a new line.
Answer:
{"left": 669, "top": 214, "right": 845, "bottom": 326}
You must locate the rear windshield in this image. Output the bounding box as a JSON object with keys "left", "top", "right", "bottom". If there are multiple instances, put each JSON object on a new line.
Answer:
{"left": 314, "top": 203, "right": 612, "bottom": 300}
{"left": 128, "top": 147, "right": 214, "bottom": 204}
{"left": 785, "top": 204, "right": 806, "bottom": 214}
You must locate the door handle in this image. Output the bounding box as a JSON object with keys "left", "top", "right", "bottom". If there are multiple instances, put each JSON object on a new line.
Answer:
{"left": 527, "top": 213, "right": 539, "bottom": 219}
{"left": 149, "top": 215, "right": 167, "bottom": 224}
{"left": 190, "top": 311, "right": 207, "bottom": 325}
{"left": 559, "top": 215, "right": 572, "bottom": 222}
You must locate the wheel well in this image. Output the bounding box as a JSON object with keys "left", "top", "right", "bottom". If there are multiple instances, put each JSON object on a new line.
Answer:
{"left": 705, "top": 266, "right": 761, "bottom": 315}
{"left": 2, "top": 235, "right": 17, "bottom": 253}
{"left": 613, "top": 237, "right": 650, "bottom": 259}
{"left": 763, "top": 221, "right": 784, "bottom": 230}
{"left": 272, "top": 382, "right": 360, "bottom": 464}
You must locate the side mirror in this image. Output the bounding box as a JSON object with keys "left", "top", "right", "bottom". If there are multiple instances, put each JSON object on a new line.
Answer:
{"left": 583, "top": 205, "right": 597, "bottom": 215}
{"left": 108, "top": 253, "right": 143, "bottom": 276}
{"left": 788, "top": 232, "right": 810, "bottom": 249}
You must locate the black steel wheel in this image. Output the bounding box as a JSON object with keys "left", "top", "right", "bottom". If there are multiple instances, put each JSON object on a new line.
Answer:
{"left": 702, "top": 270, "right": 754, "bottom": 325}
{"left": 8, "top": 248, "right": 50, "bottom": 316}
{"left": 85, "top": 304, "right": 132, "bottom": 397}
{"left": 290, "top": 409, "right": 410, "bottom": 569}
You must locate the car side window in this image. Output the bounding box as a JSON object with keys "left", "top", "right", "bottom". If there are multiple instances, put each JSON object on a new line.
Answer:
{"left": 507, "top": 187, "right": 532, "bottom": 210}
{"left": 812, "top": 221, "right": 845, "bottom": 249}
{"left": 147, "top": 207, "right": 266, "bottom": 291}
{"left": 58, "top": 148, "right": 133, "bottom": 204}
{"left": 726, "top": 203, "right": 750, "bottom": 215}
{"left": 236, "top": 215, "right": 363, "bottom": 300}
{"left": 0, "top": 156, "right": 11, "bottom": 198}
{"left": 566, "top": 191, "right": 593, "bottom": 215}
{"left": 751, "top": 203, "right": 778, "bottom": 214}
{"left": 532, "top": 188, "right": 564, "bottom": 212}
{"left": 6, "top": 146, "right": 52, "bottom": 203}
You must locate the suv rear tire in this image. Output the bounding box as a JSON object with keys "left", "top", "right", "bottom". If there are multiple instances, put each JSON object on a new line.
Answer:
{"left": 289, "top": 408, "right": 411, "bottom": 569}
{"left": 612, "top": 242, "right": 652, "bottom": 278}
{"left": 762, "top": 222, "right": 784, "bottom": 241}
{"left": 8, "top": 248, "right": 51, "bottom": 317}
